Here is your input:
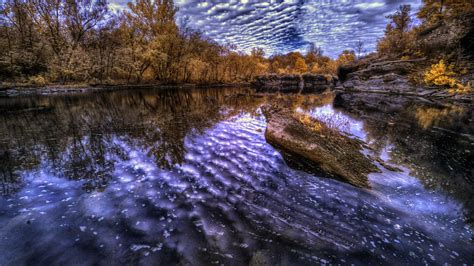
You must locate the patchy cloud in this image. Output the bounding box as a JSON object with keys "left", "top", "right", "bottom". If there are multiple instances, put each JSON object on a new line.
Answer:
{"left": 110, "top": 0, "right": 421, "bottom": 57}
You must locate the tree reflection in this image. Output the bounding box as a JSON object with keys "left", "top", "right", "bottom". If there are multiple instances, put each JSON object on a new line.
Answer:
{"left": 334, "top": 93, "right": 474, "bottom": 222}
{"left": 0, "top": 87, "right": 264, "bottom": 195}
{"left": 414, "top": 105, "right": 466, "bottom": 129}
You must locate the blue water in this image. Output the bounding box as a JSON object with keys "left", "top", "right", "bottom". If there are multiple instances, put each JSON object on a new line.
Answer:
{"left": 0, "top": 88, "right": 472, "bottom": 265}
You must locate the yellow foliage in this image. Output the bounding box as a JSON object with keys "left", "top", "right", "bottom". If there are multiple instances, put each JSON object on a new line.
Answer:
{"left": 294, "top": 57, "right": 308, "bottom": 73}
{"left": 28, "top": 75, "right": 48, "bottom": 86}
{"left": 336, "top": 50, "right": 356, "bottom": 66}
{"left": 311, "top": 64, "right": 321, "bottom": 73}
{"left": 423, "top": 59, "right": 471, "bottom": 94}
{"left": 452, "top": 81, "right": 472, "bottom": 94}
{"left": 298, "top": 114, "right": 323, "bottom": 132}
{"left": 424, "top": 59, "right": 457, "bottom": 87}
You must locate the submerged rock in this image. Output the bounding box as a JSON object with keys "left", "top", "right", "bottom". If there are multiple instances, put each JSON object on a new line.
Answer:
{"left": 262, "top": 104, "right": 380, "bottom": 188}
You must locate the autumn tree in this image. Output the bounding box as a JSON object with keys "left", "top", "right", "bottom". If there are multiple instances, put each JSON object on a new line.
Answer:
{"left": 294, "top": 57, "right": 308, "bottom": 73}
{"left": 22, "top": 0, "right": 109, "bottom": 82}
{"left": 377, "top": 5, "right": 416, "bottom": 57}
{"left": 0, "top": 0, "right": 47, "bottom": 78}
{"left": 305, "top": 43, "right": 323, "bottom": 65}
{"left": 119, "top": 0, "right": 178, "bottom": 82}
{"left": 336, "top": 50, "right": 356, "bottom": 66}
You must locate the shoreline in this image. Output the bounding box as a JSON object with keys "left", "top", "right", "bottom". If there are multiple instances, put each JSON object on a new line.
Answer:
{"left": 1, "top": 82, "right": 472, "bottom": 103}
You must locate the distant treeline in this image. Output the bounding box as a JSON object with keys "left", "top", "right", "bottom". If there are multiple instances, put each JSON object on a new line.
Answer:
{"left": 0, "top": 0, "right": 359, "bottom": 86}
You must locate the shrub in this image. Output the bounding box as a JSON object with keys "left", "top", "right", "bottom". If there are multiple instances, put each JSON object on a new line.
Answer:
{"left": 423, "top": 59, "right": 471, "bottom": 94}
{"left": 28, "top": 75, "right": 48, "bottom": 87}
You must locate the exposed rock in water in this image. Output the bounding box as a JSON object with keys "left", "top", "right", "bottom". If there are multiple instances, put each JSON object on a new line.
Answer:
{"left": 253, "top": 74, "right": 335, "bottom": 93}
{"left": 261, "top": 104, "right": 380, "bottom": 188}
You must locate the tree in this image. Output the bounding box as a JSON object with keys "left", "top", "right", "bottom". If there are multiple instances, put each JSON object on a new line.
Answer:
{"left": 377, "top": 5, "right": 416, "bottom": 57}
{"left": 251, "top": 47, "right": 265, "bottom": 58}
{"left": 122, "top": 0, "right": 179, "bottom": 82}
{"left": 387, "top": 5, "right": 412, "bottom": 33}
{"left": 0, "top": 0, "right": 47, "bottom": 78}
{"left": 354, "top": 40, "right": 366, "bottom": 59}
{"left": 22, "top": 0, "right": 110, "bottom": 82}
{"left": 336, "top": 50, "right": 356, "bottom": 66}
{"left": 294, "top": 57, "right": 308, "bottom": 73}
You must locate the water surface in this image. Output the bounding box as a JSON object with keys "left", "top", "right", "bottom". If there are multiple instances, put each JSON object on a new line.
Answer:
{"left": 0, "top": 88, "right": 473, "bottom": 265}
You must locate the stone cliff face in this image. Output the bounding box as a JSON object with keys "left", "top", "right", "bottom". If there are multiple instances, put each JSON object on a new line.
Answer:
{"left": 338, "top": 59, "right": 426, "bottom": 94}
{"left": 338, "top": 59, "right": 473, "bottom": 101}
{"left": 252, "top": 74, "right": 336, "bottom": 93}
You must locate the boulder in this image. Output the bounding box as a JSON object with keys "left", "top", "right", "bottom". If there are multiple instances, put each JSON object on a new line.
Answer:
{"left": 262, "top": 104, "right": 380, "bottom": 188}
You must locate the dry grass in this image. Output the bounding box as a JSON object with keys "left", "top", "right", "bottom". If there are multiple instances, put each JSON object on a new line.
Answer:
{"left": 296, "top": 112, "right": 350, "bottom": 136}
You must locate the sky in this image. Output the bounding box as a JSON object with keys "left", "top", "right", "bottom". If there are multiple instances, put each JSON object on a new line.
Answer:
{"left": 109, "top": 0, "right": 421, "bottom": 58}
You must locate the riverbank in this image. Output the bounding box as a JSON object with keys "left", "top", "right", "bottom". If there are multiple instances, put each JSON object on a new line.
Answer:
{"left": 336, "top": 57, "right": 474, "bottom": 103}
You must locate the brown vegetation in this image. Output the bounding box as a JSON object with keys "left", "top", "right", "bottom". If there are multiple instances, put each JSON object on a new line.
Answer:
{"left": 0, "top": 0, "right": 358, "bottom": 87}
{"left": 0, "top": 0, "right": 270, "bottom": 85}
{"left": 268, "top": 46, "right": 356, "bottom": 76}
{"left": 377, "top": 1, "right": 474, "bottom": 59}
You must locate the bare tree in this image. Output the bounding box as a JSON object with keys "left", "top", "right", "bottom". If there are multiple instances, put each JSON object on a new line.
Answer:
{"left": 354, "top": 40, "right": 366, "bottom": 59}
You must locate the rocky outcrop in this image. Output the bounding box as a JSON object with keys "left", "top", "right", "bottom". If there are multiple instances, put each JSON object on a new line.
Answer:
{"left": 262, "top": 104, "right": 380, "bottom": 188}
{"left": 302, "top": 73, "right": 336, "bottom": 92}
{"left": 337, "top": 58, "right": 474, "bottom": 101}
{"left": 253, "top": 74, "right": 335, "bottom": 93}
{"left": 338, "top": 59, "right": 424, "bottom": 95}
{"left": 280, "top": 74, "right": 302, "bottom": 92}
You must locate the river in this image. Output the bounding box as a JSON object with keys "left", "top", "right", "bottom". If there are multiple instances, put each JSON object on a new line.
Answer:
{"left": 0, "top": 87, "right": 472, "bottom": 265}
